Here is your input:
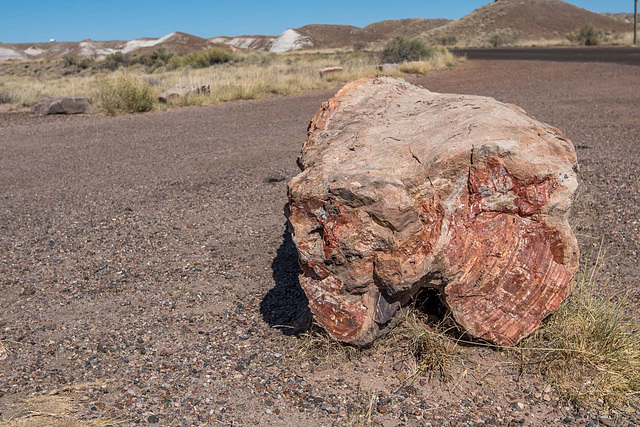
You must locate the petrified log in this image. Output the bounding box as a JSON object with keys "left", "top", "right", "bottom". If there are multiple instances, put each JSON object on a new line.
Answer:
{"left": 158, "top": 83, "right": 211, "bottom": 103}
{"left": 287, "top": 76, "right": 579, "bottom": 347}
{"left": 319, "top": 66, "right": 344, "bottom": 78}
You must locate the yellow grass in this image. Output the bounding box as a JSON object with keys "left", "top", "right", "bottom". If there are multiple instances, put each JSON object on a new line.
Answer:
{"left": 517, "top": 252, "right": 640, "bottom": 408}
{"left": 0, "top": 50, "right": 462, "bottom": 114}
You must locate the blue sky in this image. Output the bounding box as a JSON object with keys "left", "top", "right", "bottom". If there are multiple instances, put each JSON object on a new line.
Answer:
{"left": 1, "top": 0, "right": 634, "bottom": 43}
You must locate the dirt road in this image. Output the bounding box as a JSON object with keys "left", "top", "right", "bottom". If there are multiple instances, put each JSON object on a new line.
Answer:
{"left": 453, "top": 46, "right": 640, "bottom": 65}
{"left": 0, "top": 60, "right": 638, "bottom": 425}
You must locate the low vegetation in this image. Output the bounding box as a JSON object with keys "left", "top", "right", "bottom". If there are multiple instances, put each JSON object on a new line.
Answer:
{"left": 0, "top": 46, "right": 462, "bottom": 114}
{"left": 517, "top": 257, "right": 640, "bottom": 407}
{"left": 380, "top": 37, "right": 435, "bottom": 63}
{"left": 94, "top": 74, "right": 155, "bottom": 115}
{"left": 567, "top": 23, "right": 605, "bottom": 46}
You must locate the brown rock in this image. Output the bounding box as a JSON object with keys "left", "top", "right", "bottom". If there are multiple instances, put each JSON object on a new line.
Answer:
{"left": 319, "top": 66, "right": 343, "bottom": 78}
{"left": 158, "top": 83, "right": 211, "bottom": 102}
{"left": 287, "top": 76, "right": 579, "bottom": 347}
{"left": 31, "top": 96, "right": 92, "bottom": 115}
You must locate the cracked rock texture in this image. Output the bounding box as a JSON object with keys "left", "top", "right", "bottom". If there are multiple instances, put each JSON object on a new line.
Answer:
{"left": 287, "top": 76, "right": 579, "bottom": 347}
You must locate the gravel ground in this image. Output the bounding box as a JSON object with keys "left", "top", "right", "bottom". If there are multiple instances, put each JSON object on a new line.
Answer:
{"left": 0, "top": 60, "right": 638, "bottom": 426}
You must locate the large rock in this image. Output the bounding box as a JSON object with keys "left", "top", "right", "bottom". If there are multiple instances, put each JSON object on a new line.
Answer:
{"left": 32, "top": 96, "right": 92, "bottom": 115}
{"left": 287, "top": 76, "right": 579, "bottom": 347}
{"left": 159, "top": 83, "right": 210, "bottom": 103}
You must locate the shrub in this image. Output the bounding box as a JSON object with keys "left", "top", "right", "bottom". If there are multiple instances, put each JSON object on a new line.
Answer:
{"left": 94, "top": 74, "right": 155, "bottom": 115}
{"left": 437, "top": 35, "right": 458, "bottom": 46}
{"left": 129, "top": 48, "right": 174, "bottom": 71}
{"left": 568, "top": 23, "right": 604, "bottom": 46}
{"left": 0, "top": 90, "right": 15, "bottom": 104}
{"left": 353, "top": 41, "right": 367, "bottom": 52}
{"left": 488, "top": 31, "right": 518, "bottom": 47}
{"left": 174, "top": 47, "right": 238, "bottom": 69}
{"left": 61, "top": 54, "right": 94, "bottom": 74}
{"left": 380, "top": 37, "right": 433, "bottom": 63}
{"left": 99, "top": 52, "right": 129, "bottom": 71}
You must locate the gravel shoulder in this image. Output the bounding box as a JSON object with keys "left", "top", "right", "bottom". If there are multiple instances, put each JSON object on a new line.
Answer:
{"left": 0, "top": 60, "right": 638, "bottom": 425}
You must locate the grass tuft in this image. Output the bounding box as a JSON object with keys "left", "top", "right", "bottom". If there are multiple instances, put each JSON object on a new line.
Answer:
{"left": 390, "top": 309, "right": 459, "bottom": 381}
{"left": 517, "top": 253, "right": 640, "bottom": 408}
{"left": 94, "top": 73, "right": 155, "bottom": 115}
{"left": 295, "top": 323, "right": 358, "bottom": 367}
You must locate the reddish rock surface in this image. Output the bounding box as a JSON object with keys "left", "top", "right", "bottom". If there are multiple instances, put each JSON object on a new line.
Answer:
{"left": 287, "top": 76, "right": 579, "bottom": 346}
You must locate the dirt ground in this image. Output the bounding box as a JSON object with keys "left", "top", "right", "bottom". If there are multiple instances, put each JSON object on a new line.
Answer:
{"left": 0, "top": 60, "right": 638, "bottom": 426}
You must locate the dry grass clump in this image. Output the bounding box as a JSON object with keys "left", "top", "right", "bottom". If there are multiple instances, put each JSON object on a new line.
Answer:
{"left": 1, "top": 382, "right": 127, "bottom": 426}
{"left": 295, "top": 323, "right": 359, "bottom": 367}
{"left": 94, "top": 73, "right": 154, "bottom": 115}
{"left": 399, "top": 49, "right": 461, "bottom": 75}
{"left": 397, "top": 310, "right": 459, "bottom": 380}
{"left": 517, "top": 256, "right": 640, "bottom": 408}
{"left": 567, "top": 23, "right": 605, "bottom": 46}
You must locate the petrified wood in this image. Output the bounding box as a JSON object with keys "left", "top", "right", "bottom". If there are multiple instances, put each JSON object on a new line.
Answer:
{"left": 287, "top": 76, "right": 579, "bottom": 347}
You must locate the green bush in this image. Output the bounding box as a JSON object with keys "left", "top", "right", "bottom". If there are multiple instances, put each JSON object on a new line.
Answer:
{"left": 380, "top": 37, "right": 433, "bottom": 63}
{"left": 170, "top": 47, "right": 238, "bottom": 69}
{"left": 353, "top": 41, "right": 367, "bottom": 52}
{"left": 568, "top": 23, "right": 604, "bottom": 46}
{"left": 61, "top": 54, "right": 94, "bottom": 74}
{"left": 0, "top": 90, "right": 15, "bottom": 104}
{"left": 437, "top": 35, "right": 457, "bottom": 46}
{"left": 94, "top": 74, "right": 155, "bottom": 115}
{"left": 99, "top": 52, "right": 129, "bottom": 71}
{"left": 129, "top": 48, "right": 174, "bottom": 71}
{"left": 488, "top": 31, "right": 518, "bottom": 47}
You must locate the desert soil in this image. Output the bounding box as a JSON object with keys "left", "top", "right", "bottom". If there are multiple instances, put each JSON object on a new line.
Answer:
{"left": 0, "top": 60, "right": 638, "bottom": 426}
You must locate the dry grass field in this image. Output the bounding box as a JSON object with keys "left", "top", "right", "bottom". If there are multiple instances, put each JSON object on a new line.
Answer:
{"left": 0, "top": 48, "right": 460, "bottom": 114}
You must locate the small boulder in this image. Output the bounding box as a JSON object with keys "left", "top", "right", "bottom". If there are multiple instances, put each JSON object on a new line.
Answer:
{"left": 319, "top": 66, "right": 344, "bottom": 78}
{"left": 159, "top": 83, "right": 211, "bottom": 103}
{"left": 378, "top": 63, "right": 400, "bottom": 73}
{"left": 32, "top": 96, "right": 92, "bottom": 115}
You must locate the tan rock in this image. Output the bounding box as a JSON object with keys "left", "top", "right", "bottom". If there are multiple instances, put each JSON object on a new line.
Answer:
{"left": 32, "top": 96, "right": 92, "bottom": 115}
{"left": 287, "top": 76, "right": 579, "bottom": 347}
{"left": 319, "top": 66, "right": 343, "bottom": 78}
{"left": 158, "top": 83, "right": 210, "bottom": 103}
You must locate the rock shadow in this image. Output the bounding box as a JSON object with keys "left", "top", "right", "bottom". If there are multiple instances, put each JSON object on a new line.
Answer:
{"left": 260, "top": 225, "right": 311, "bottom": 335}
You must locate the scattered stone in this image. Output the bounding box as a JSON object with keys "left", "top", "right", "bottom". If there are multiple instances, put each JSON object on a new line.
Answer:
{"left": 147, "top": 414, "right": 159, "bottom": 424}
{"left": 378, "top": 63, "right": 400, "bottom": 73}
{"left": 287, "top": 76, "right": 579, "bottom": 347}
{"left": 598, "top": 417, "right": 616, "bottom": 427}
{"left": 319, "top": 66, "right": 343, "bottom": 78}
{"left": 31, "top": 96, "right": 92, "bottom": 115}
{"left": 158, "top": 83, "right": 210, "bottom": 102}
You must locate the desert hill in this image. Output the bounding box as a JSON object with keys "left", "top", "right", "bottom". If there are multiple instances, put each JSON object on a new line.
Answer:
{"left": 365, "top": 18, "right": 453, "bottom": 38}
{"left": 421, "top": 0, "right": 633, "bottom": 46}
{"left": 601, "top": 13, "right": 636, "bottom": 24}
